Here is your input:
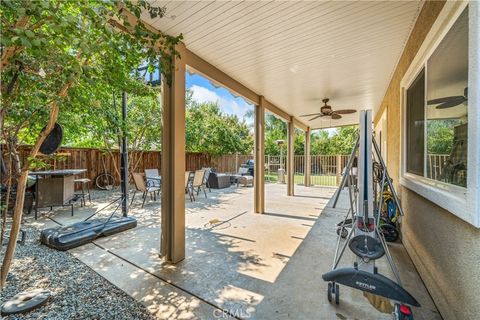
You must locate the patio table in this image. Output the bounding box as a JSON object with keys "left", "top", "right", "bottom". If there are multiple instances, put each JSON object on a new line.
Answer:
{"left": 29, "top": 169, "right": 87, "bottom": 219}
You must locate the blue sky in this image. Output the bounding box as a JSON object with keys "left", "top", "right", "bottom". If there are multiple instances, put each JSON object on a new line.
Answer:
{"left": 186, "top": 72, "right": 336, "bottom": 135}
{"left": 186, "top": 73, "right": 253, "bottom": 124}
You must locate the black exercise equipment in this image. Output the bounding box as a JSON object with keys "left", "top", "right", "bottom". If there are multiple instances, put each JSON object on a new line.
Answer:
{"left": 323, "top": 268, "right": 420, "bottom": 307}
{"left": 348, "top": 234, "right": 385, "bottom": 260}
{"left": 323, "top": 110, "right": 420, "bottom": 315}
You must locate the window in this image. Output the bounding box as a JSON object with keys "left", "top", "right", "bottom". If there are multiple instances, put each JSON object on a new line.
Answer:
{"left": 426, "top": 7, "right": 468, "bottom": 187}
{"left": 401, "top": 2, "right": 479, "bottom": 227}
{"left": 405, "top": 6, "right": 468, "bottom": 188}
{"left": 406, "top": 69, "right": 425, "bottom": 176}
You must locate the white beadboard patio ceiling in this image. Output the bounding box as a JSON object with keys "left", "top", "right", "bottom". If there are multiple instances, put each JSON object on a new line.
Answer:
{"left": 143, "top": 1, "right": 423, "bottom": 128}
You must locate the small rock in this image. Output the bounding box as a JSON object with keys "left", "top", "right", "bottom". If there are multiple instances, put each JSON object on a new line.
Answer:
{"left": 0, "top": 227, "right": 154, "bottom": 320}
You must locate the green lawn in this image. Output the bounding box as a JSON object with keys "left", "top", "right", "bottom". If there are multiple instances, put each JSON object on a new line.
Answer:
{"left": 264, "top": 173, "right": 338, "bottom": 187}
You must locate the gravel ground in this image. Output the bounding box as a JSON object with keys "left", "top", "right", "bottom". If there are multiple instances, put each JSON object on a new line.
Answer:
{"left": 1, "top": 226, "right": 155, "bottom": 320}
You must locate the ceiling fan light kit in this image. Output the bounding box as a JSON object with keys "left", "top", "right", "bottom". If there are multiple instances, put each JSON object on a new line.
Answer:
{"left": 300, "top": 98, "right": 357, "bottom": 121}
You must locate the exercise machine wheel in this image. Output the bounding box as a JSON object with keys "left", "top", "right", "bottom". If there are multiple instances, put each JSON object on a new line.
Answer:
{"left": 327, "top": 282, "right": 340, "bottom": 305}
{"left": 327, "top": 282, "right": 332, "bottom": 302}
{"left": 336, "top": 227, "right": 348, "bottom": 238}
{"left": 379, "top": 223, "right": 399, "bottom": 242}
{"left": 335, "top": 283, "right": 340, "bottom": 305}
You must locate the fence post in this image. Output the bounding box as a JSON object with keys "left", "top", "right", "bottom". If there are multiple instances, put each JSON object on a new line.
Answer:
{"left": 336, "top": 154, "right": 342, "bottom": 186}
{"left": 304, "top": 128, "right": 311, "bottom": 187}
{"left": 235, "top": 153, "right": 239, "bottom": 173}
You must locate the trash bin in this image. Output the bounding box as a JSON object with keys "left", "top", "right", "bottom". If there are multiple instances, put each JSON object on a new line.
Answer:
{"left": 277, "top": 168, "right": 285, "bottom": 184}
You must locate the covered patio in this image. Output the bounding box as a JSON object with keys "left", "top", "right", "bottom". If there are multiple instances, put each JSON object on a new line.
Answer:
{"left": 3, "top": 1, "right": 479, "bottom": 319}
{"left": 31, "top": 183, "right": 439, "bottom": 319}
{"left": 145, "top": 0, "right": 426, "bottom": 264}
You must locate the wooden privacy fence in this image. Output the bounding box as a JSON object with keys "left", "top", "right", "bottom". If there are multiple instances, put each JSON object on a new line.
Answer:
{"left": 211, "top": 154, "right": 253, "bottom": 174}
{"left": 15, "top": 146, "right": 212, "bottom": 187}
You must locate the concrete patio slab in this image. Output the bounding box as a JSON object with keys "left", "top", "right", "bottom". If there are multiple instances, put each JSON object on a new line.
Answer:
{"left": 30, "top": 183, "right": 441, "bottom": 319}
{"left": 71, "top": 243, "right": 227, "bottom": 319}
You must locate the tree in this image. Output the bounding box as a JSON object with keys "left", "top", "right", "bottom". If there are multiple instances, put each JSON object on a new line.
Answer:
{"left": 427, "top": 119, "right": 459, "bottom": 154}
{"left": 310, "top": 130, "right": 334, "bottom": 155}
{"left": 0, "top": 0, "right": 181, "bottom": 287}
{"left": 308, "top": 126, "right": 357, "bottom": 155}
{"left": 185, "top": 98, "right": 253, "bottom": 156}
{"left": 264, "top": 113, "right": 287, "bottom": 155}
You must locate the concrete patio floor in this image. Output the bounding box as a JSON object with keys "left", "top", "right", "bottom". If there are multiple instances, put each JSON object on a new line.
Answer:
{"left": 30, "top": 183, "right": 441, "bottom": 319}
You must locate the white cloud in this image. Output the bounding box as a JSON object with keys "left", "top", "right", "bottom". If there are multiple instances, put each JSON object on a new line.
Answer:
{"left": 190, "top": 85, "right": 252, "bottom": 123}
{"left": 190, "top": 85, "right": 220, "bottom": 104}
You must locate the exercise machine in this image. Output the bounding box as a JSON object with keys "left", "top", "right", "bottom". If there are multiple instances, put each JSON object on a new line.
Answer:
{"left": 322, "top": 110, "right": 419, "bottom": 319}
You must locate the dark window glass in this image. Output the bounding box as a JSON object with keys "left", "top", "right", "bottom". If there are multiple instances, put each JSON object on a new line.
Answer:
{"left": 426, "top": 7, "right": 468, "bottom": 187}
{"left": 406, "top": 69, "right": 425, "bottom": 176}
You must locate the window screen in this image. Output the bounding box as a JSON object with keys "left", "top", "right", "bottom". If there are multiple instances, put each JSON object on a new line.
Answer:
{"left": 406, "top": 69, "right": 425, "bottom": 176}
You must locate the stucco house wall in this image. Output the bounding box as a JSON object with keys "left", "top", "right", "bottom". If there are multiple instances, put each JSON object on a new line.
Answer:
{"left": 374, "top": 1, "right": 480, "bottom": 319}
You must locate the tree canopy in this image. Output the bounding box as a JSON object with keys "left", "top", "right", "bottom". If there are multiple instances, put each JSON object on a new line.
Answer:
{"left": 251, "top": 112, "right": 357, "bottom": 156}
{"left": 1, "top": 0, "right": 180, "bottom": 154}
{"left": 0, "top": 0, "right": 181, "bottom": 287}
{"left": 427, "top": 119, "right": 460, "bottom": 154}
{"left": 185, "top": 91, "right": 253, "bottom": 156}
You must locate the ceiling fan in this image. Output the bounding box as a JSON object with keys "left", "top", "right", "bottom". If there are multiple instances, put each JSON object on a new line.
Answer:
{"left": 300, "top": 98, "right": 357, "bottom": 121}
{"left": 427, "top": 87, "right": 468, "bottom": 109}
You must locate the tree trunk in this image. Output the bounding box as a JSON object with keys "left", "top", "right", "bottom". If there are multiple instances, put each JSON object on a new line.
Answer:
{"left": 0, "top": 83, "right": 67, "bottom": 287}
{"left": 0, "top": 150, "right": 13, "bottom": 248}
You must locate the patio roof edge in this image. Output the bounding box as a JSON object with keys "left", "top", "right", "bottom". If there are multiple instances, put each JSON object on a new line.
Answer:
{"left": 119, "top": 7, "right": 308, "bottom": 130}
{"left": 185, "top": 50, "right": 260, "bottom": 105}
{"left": 186, "top": 50, "right": 308, "bottom": 130}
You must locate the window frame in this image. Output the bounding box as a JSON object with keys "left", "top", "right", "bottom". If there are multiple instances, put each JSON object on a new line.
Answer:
{"left": 400, "top": 1, "right": 480, "bottom": 227}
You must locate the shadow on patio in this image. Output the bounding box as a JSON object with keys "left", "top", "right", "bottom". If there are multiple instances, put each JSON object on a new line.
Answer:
{"left": 31, "top": 183, "right": 440, "bottom": 319}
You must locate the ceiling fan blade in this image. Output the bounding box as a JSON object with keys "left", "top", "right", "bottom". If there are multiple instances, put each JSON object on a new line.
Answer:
{"left": 427, "top": 95, "right": 464, "bottom": 105}
{"left": 334, "top": 109, "right": 357, "bottom": 115}
{"left": 436, "top": 97, "right": 467, "bottom": 109}
{"left": 331, "top": 113, "right": 342, "bottom": 120}
{"left": 300, "top": 113, "right": 321, "bottom": 117}
{"left": 309, "top": 115, "right": 323, "bottom": 121}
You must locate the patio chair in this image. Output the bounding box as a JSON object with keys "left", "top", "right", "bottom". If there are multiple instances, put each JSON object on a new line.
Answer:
{"left": 236, "top": 167, "right": 254, "bottom": 187}
{"left": 145, "top": 168, "right": 161, "bottom": 188}
{"left": 131, "top": 173, "right": 160, "bottom": 208}
{"left": 185, "top": 171, "right": 194, "bottom": 202}
{"left": 191, "top": 169, "right": 208, "bottom": 200}
{"left": 202, "top": 167, "right": 212, "bottom": 192}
